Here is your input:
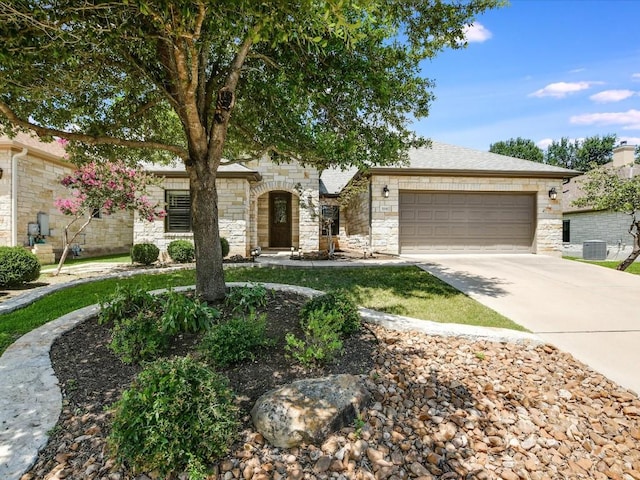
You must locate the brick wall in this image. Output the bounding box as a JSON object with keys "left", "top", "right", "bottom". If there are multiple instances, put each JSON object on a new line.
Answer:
{"left": 563, "top": 210, "right": 637, "bottom": 259}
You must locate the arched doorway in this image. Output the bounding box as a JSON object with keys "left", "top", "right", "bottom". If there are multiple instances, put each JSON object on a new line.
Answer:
{"left": 269, "top": 191, "right": 292, "bottom": 248}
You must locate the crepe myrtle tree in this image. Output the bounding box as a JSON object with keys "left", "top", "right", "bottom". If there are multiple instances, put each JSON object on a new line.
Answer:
{"left": 54, "top": 159, "right": 165, "bottom": 275}
{"left": 573, "top": 165, "right": 640, "bottom": 271}
{"left": 0, "top": 0, "right": 501, "bottom": 301}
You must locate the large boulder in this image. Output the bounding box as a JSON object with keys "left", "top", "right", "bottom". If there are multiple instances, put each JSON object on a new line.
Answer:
{"left": 251, "top": 374, "right": 371, "bottom": 448}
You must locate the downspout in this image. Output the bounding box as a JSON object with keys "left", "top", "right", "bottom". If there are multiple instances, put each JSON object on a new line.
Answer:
{"left": 11, "top": 148, "right": 28, "bottom": 247}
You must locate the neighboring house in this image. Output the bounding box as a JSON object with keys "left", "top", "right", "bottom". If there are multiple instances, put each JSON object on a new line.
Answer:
{"left": 562, "top": 143, "right": 638, "bottom": 260}
{"left": 136, "top": 141, "right": 578, "bottom": 258}
{"left": 0, "top": 133, "right": 133, "bottom": 263}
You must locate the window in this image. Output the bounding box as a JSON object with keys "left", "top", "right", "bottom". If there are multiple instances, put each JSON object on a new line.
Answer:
{"left": 91, "top": 208, "right": 102, "bottom": 219}
{"left": 562, "top": 220, "right": 570, "bottom": 243}
{"left": 165, "top": 190, "right": 191, "bottom": 232}
{"left": 321, "top": 205, "right": 339, "bottom": 236}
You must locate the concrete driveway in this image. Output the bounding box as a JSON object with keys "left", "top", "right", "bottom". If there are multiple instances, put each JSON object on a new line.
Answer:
{"left": 406, "top": 254, "right": 640, "bottom": 396}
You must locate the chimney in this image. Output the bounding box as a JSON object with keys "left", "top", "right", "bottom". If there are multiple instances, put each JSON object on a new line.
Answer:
{"left": 612, "top": 143, "right": 636, "bottom": 167}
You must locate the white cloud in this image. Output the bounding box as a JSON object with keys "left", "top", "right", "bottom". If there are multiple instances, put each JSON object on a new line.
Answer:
{"left": 590, "top": 89, "right": 636, "bottom": 103}
{"left": 463, "top": 22, "right": 492, "bottom": 43}
{"left": 632, "top": 73, "right": 640, "bottom": 81}
{"left": 619, "top": 136, "right": 640, "bottom": 145}
{"left": 570, "top": 109, "right": 640, "bottom": 129}
{"left": 536, "top": 138, "right": 554, "bottom": 149}
{"left": 529, "top": 81, "right": 601, "bottom": 98}
{"left": 569, "top": 68, "right": 586, "bottom": 74}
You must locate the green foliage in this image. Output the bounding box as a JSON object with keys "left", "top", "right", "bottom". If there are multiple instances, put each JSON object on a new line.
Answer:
{"left": 108, "top": 357, "right": 239, "bottom": 477}
{"left": 489, "top": 137, "right": 543, "bottom": 163}
{"left": 98, "top": 285, "right": 157, "bottom": 325}
{"left": 159, "top": 290, "right": 219, "bottom": 335}
{"left": 224, "top": 283, "right": 269, "bottom": 315}
{"left": 199, "top": 312, "right": 272, "bottom": 367}
{"left": 300, "top": 291, "right": 361, "bottom": 335}
{"left": 0, "top": 246, "right": 41, "bottom": 287}
{"left": 545, "top": 134, "right": 617, "bottom": 171}
{"left": 220, "top": 237, "right": 230, "bottom": 258}
{"left": 108, "top": 310, "right": 170, "bottom": 364}
{"left": 285, "top": 307, "right": 344, "bottom": 367}
{"left": 167, "top": 239, "right": 195, "bottom": 263}
{"left": 130, "top": 243, "right": 159, "bottom": 265}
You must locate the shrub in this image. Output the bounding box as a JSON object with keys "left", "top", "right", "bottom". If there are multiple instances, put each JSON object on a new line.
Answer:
{"left": 99, "top": 285, "right": 158, "bottom": 325}
{"left": 285, "top": 307, "right": 344, "bottom": 367}
{"left": 300, "top": 290, "right": 361, "bottom": 335}
{"left": 108, "top": 357, "right": 239, "bottom": 477}
{"left": 199, "top": 312, "right": 272, "bottom": 367}
{"left": 159, "top": 290, "right": 219, "bottom": 335}
{"left": 220, "top": 237, "right": 230, "bottom": 258}
{"left": 108, "top": 310, "right": 170, "bottom": 364}
{"left": 0, "top": 246, "right": 41, "bottom": 287}
{"left": 224, "top": 283, "right": 269, "bottom": 315}
{"left": 130, "top": 243, "right": 159, "bottom": 265}
{"left": 167, "top": 239, "right": 195, "bottom": 263}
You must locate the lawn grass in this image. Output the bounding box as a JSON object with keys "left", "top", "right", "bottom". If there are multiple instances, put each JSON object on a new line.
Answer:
{"left": 41, "top": 253, "right": 132, "bottom": 269}
{"left": 0, "top": 264, "right": 523, "bottom": 356}
{"left": 564, "top": 256, "right": 640, "bottom": 275}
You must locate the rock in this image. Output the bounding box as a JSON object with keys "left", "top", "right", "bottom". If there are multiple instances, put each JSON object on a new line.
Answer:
{"left": 251, "top": 374, "right": 371, "bottom": 448}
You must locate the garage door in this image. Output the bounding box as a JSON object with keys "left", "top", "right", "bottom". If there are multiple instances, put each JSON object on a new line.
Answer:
{"left": 399, "top": 192, "right": 535, "bottom": 254}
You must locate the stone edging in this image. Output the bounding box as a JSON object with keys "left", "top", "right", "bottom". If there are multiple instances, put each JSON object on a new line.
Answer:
{"left": 0, "top": 282, "right": 540, "bottom": 480}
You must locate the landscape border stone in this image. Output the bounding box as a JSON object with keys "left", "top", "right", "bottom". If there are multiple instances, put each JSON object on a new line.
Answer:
{"left": 0, "top": 276, "right": 541, "bottom": 480}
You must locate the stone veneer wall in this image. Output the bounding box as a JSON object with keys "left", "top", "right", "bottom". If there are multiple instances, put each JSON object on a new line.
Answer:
{"left": 135, "top": 157, "right": 320, "bottom": 256}
{"left": 341, "top": 187, "right": 371, "bottom": 252}
{"left": 363, "top": 174, "right": 564, "bottom": 257}
{"left": 0, "top": 148, "right": 132, "bottom": 259}
{"left": 134, "top": 177, "right": 250, "bottom": 258}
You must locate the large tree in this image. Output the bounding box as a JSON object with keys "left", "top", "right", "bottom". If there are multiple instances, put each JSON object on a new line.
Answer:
{"left": 489, "top": 137, "right": 544, "bottom": 162}
{"left": 0, "top": 0, "right": 499, "bottom": 301}
{"left": 545, "top": 134, "right": 617, "bottom": 171}
{"left": 573, "top": 165, "right": 640, "bottom": 271}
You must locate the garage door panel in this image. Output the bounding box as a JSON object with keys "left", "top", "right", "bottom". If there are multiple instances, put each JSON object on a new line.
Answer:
{"left": 399, "top": 192, "right": 535, "bottom": 254}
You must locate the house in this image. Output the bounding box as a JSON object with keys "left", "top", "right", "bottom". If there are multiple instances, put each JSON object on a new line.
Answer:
{"left": 136, "top": 141, "right": 579, "bottom": 257}
{"left": 562, "top": 143, "right": 638, "bottom": 260}
{"left": 0, "top": 133, "right": 133, "bottom": 263}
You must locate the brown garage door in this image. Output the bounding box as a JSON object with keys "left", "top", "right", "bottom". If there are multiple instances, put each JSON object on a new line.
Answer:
{"left": 399, "top": 192, "right": 535, "bottom": 254}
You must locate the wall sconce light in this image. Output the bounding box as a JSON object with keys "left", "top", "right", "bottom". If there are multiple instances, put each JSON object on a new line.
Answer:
{"left": 548, "top": 187, "right": 557, "bottom": 200}
{"left": 0, "top": 167, "right": 3, "bottom": 179}
{"left": 383, "top": 185, "right": 390, "bottom": 198}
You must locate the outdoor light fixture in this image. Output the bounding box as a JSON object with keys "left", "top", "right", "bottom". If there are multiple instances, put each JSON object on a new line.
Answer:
{"left": 0, "top": 168, "right": 3, "bottom": 179}
{"left": 548, "top": 187, "right": 557, "bottom": 200}
{"left": 383, "top": 185, "right": 390, "bottom": 198}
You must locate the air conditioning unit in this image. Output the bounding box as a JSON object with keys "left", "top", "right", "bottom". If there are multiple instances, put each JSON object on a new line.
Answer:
{"left": 583, "top": 240, "right": 607, "bottom": 261}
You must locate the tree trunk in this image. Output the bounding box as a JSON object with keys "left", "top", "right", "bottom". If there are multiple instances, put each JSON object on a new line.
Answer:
{"left": 53, "top": 216, "right": 92, "bottom": 276}
{"left": 616, "top": 220, "right": 640, "bottom": 271}
{"left": 190, "top": 163, "right": 226, "bottom": 302}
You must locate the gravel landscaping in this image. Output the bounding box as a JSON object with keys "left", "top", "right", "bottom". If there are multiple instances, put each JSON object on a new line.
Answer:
{"left": 18, "top": 290, "right": 640, "bottom": 480}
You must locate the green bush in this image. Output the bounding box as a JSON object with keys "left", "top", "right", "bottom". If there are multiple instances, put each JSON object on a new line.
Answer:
{"left": 108, "top": 357, "right": 239, "bottom": 477}
{"left": 199, "top": 312, "right": 272, "bottom": 367}
{"left": 285, "top": 307, "right": 344, "bottom": 367}
{"left": 0, "top": 246, "right": 41, "bottom": 287}
{"left": 300, "top": 290, "right": 361, "bottom": 335}
{"left": 159, "top": 290, "right": 219, "bottom": 335}
{"left": 108, "top": 310, "right": 171, "bottom": 364}
{"left": 167, "top": 240, "right": 195, "bottom": 263}
{"left": 220, "top": 237, "right": 230, "bottom": 258}
{"left": 99, "top": 285, "right": 158, "bottom": 325}
{"left": 224, "top": 283, "right": 269, "bottom": 315}
{"left": 131, "top": 243, "right": 159, "bottom": 265}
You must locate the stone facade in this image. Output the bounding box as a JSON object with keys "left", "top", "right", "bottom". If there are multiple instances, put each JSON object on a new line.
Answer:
{"left": 357, "top": 174, "right": 564, "bottom": 257}
{"left": 135, "top": 157, "right": 320, "bottom": 257}
{"left": 0, "top": 137, "right": 133, "bottom": 261}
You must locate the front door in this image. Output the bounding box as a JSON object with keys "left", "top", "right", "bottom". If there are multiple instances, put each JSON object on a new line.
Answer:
{"left": 269, "top": 191, "right": 292, "bottom": 248}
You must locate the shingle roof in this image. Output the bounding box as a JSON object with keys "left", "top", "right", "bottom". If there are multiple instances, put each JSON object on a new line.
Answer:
{"left": 0, "top": 132, "right": 67, "bottom": 158}
{"left": 376, "top": 141, "right": 579, "bottom": 176}
{"left": 319, "top": 141, "right": 580, "bottom": 195}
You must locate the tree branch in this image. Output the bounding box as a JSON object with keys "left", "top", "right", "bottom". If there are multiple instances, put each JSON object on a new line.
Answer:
{"left": 0, "top": 100, "right": 189, "bottom": 160}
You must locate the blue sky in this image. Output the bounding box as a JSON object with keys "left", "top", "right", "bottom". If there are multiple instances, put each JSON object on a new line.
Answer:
{"left": 413, "top": 0, "right": 640, "bottom": 151}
